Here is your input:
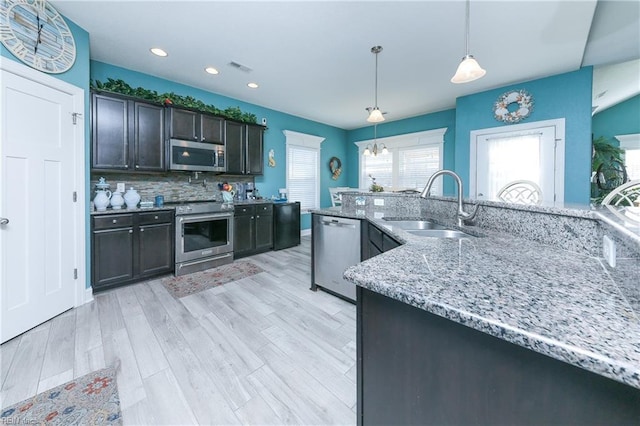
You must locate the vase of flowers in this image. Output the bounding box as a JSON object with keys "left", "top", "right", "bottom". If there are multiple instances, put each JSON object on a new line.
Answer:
{"left": 369, "top": 175, "right": 384, "bottom": 192}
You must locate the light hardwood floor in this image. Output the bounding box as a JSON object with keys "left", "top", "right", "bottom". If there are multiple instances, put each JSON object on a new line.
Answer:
{"left": 1, "top": 236, "right": 357, "bottom": 425}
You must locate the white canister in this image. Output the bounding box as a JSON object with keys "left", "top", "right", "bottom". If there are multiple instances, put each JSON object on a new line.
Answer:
{"left": 124, "top": 187, "right": 141, "bottom": 209}
{"left": 110, "top": 191, "right": 125, "bottom": 209}
{"left": 93, "top": 190, "right": 111, "bottom": 212}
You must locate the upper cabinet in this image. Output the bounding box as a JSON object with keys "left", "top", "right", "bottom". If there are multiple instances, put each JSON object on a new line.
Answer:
{"left": 167, "top": 107, "right": 224, "bottom": 144}
{"left": 91, "top": 92, "right": 165, "bottom": 172}
{"left": 225, "top": 121, "right": 264, "bottom": 175}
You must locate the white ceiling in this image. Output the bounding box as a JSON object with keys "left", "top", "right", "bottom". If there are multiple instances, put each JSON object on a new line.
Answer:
{"left": 52, "top": 0, "right": 640, "bottom": 130}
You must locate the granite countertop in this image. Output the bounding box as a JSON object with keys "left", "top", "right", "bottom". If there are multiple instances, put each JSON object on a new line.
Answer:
{"left": 312, "top": 207, "right": 640, "bottom": 390}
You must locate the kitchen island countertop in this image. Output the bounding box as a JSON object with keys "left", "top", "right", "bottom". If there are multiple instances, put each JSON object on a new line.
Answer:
{"left": 311, "top": 206, "right": 640, "bottom": 390}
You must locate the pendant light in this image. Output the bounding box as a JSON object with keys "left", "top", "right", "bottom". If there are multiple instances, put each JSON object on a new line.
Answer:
{"left": 451, "top": 0, "right": 486, "bottom": 84}
{"left": 367, "top": 46, "right": 385, "bottom": 123}
{"left": 363, "top": 124, "right": 387, "bottom": 156}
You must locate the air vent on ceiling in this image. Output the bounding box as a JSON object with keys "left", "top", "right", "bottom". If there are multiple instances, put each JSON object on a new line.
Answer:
{"left": 228, "top": 61, "right": 252, "bottom": 73}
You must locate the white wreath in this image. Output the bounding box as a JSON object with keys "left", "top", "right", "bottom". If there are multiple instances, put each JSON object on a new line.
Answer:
{"left": 494, "top": 90, "right": 533, "bottom": 124}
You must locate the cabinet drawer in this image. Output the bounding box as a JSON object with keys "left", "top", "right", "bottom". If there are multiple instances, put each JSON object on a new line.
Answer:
{"left": 235, "top": 205, "right": 255, "bottom": 216}
{"left": 256, "top": 204, "right": 273, "bottom": 215}
{"left": 93, "top": 214, "right": 134, "bottom": 230}
{"left": 368, "top": 224, "right": 383, "bottom": 251}
{"left": 139, "top": 210, "right": 174, "bottom": 225}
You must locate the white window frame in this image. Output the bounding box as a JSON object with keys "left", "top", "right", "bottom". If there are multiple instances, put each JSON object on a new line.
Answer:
{"left": 283, "top": 130, "right": 325, "bottom": 212}
{"left": 615, "top": 133, "right": 640, "bottom": 180}
{"left": 469, "top": 118, "right": 566, "bottom": 205}
{"left": 354, "top": 128, "right": 447, "bottom": 192}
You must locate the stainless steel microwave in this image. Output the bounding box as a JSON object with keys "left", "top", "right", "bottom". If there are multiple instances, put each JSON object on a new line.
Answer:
{"left": 169, "top": 139, "right": 225, "bottom": 172}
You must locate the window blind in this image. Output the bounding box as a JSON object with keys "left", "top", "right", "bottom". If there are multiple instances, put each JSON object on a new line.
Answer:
{"left": 363, "top": 154, "right": 393, "bottom": 188}
{"left": 398, "top": 146, "right": 442, "bottom": 193}
{"left": 287, "top": 145, "right": 319, "bottom": 210}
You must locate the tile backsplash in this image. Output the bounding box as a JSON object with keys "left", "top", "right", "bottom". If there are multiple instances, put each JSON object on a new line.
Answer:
{"left": 90, "top": 172, "right": 254, "bottom": 204}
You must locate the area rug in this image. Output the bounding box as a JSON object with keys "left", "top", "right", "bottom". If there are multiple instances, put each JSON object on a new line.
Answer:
{"left": 161, "top": 260, "right": 265, "bottom": 298}
{"left": 1, "top": 366, "right": 121, "bottom": 425}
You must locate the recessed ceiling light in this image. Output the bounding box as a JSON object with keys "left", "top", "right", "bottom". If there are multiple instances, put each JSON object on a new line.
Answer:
{"left": 247, "top": 82, "right": 258, "bottom": 89}
{"left": 150, "top": 47, "right": 168, "bottom": 57}
{"left": 205, "top": 67, "right": 219, "bottom": 75}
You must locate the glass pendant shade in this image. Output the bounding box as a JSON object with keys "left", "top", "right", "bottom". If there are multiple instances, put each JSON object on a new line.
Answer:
{"left": 363, "top": 146, "right": 371, "bottom": 156}
{"left": 451, "top": 55, "right": 486, "bottom": 83}
{"left": 367, "top": 107, "right": 385, "bottom": 123}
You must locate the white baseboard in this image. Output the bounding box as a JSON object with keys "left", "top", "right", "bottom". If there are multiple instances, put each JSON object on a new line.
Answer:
{"left": 83, "top": 286, "right": 94, "bottom": 305}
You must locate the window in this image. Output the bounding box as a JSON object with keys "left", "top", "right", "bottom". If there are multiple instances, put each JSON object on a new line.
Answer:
{"left": 284, "top": 130, "right": 325, "bottom": 211}
{"left": 470, "top": 118, "right": 565, "bottom": 206}
{"left": 616, "top": 134, "right": 640, "bottom": 180}
{"left": 355, "top": 128, "right": 447, "bottom": 193}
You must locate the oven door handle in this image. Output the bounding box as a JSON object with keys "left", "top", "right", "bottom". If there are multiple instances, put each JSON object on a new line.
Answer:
{"left": 178, "top": 212, "right": 233, "bottom": 223}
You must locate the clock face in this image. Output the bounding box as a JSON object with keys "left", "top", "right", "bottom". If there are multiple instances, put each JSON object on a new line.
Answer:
{"left": 0, "top": 0, "right": 76, "bottom": 73}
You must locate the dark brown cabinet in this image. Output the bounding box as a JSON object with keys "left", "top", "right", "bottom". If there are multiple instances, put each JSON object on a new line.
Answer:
{"left": 361, "top": 221, "right": 401, "bottom": 261}
{"left": 91, "top": 210, "right": 174, "bottom": 291}
{"left": 91, "top": 92, "right": 165, "bottom": 172}
{"left": 358, "top": 287, "right": 640, "bottom": 425}
{"left": 225, "top": 121, "right": 264, "bottom": 175}
{"left": 167, "top": 107, "right": 224, "bottom": 144}
{"left": 234, "top": 204, "right": 273, "bottom": 258}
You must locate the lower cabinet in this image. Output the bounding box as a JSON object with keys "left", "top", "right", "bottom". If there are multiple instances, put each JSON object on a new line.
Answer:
{"left": 361, "top": 220, "right": 401, "bottom": 260}
{"left": 234, "top": 203, "right": 273, "bottom": 258}
{"left": 91, "top": 210, "right": 174, "bottom": 291}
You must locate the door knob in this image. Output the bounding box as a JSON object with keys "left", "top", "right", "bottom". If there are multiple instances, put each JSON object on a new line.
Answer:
{"left": 0, "top": 217, "right": 8, "bottom": 225}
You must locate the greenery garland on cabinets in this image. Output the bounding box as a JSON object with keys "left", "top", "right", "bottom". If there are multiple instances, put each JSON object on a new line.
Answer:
{"left": 90, "top": 78, "right": 257, "bottom": 124}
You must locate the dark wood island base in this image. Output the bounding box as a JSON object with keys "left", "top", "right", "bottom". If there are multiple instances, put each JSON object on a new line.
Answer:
{"left": 357, "top": 287, "right": 640, "bottom": 425}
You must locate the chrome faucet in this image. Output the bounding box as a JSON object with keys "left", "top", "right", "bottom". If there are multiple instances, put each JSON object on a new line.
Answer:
{"left": 420, "top": 170, "right": 479, "bottom": 226}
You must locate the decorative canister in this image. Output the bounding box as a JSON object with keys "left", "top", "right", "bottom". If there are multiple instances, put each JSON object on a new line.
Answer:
{"left": 93, "top": 190, "right": 111, "bottom": 211}
{"left": 124, "top": 187, "right": 141, "bottom": 209}
{"left": 110, "top": 191, "right": 125, "bottom": 209}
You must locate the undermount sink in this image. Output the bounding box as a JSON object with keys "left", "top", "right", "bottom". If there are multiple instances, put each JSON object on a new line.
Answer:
{"left": 384, "top": 219, "right": 448, "bottom": 230}
{"left": 405, "top": 229, "right": 472, "bottom": 239}
{"left": 383, "top": 218, "right": 475, "bottom": 238}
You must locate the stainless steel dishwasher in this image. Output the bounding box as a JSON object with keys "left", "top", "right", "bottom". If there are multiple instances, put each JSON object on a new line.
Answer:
{"left": 312, "top": 214, "right": 361, "bottom": 302}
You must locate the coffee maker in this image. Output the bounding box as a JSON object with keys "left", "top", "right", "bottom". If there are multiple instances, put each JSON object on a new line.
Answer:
{"left": 245, "top": 182, "right": 255, "bottom": 200}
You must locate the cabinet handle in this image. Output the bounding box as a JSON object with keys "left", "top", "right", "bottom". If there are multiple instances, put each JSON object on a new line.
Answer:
{"left": 129, "top": 229, "right": 133, "bottom": 234}
{"left": 201, "top": 137, "right": 206, "bottom": 142}
{"left": 135, "top": 165, "right": 139, "bottom": 169}
{"left": 256, "top": 215, "right": 260, "bottom": 218}
{"left": 154, "top": 215, "right": 159, "bottom": 220}
{"left": 124, "top": 165, "right": 129, "bottom": 169}
{"left": 140, "top": 228, "right": 145, "bottom": 232}
{"left": 112, "top": 219, "right": 117, "bottom": 224}
{"left": 194, "top": 135, "right": 198, "bottom": 140}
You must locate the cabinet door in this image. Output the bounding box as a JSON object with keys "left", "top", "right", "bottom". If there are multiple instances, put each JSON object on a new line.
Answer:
{"left": 246, "top": 125, "right": 264, "bottom": 175}
{"left": 92, "top": 228, "right": 134, "bottom": 288}
{"left": 234, "top": 212, "right": 254, "bottom": 257}
{"left": 92, "top": 93, "right": 128, "bottom": 169}
{"left": 382, "top": 233, "right": 401, "bottom": 252}
{"left": 169, "top": 108, "right": 198, "bottom": 140}
{"left": 133, "top": 102, "right": 165, "bottom": 171}
{"left": 200, "top": 114, "right": 224, "bottom": 144}
{"left": 255, "top": 207, "right": 273, "bottom": 251}
{"left": 225, "top": 121, "right": 245, "bottom": 174}
{"left": 138, "top": 223, "right": 174, "bottom": 276}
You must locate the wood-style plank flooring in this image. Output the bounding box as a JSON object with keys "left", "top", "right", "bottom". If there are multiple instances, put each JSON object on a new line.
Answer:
{"left": 1, "top": 236, "right": 357, "bottom": 425}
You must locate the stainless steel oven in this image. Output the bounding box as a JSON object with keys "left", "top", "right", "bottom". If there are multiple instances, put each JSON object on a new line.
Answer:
{"left": 173, "top": 201, "right": 234, "bottom": 275}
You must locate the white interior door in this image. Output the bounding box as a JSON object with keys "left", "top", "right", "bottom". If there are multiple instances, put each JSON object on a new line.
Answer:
{"left": 1, "top": 67, "right": 81, "bottom": 343}
{"left": 470, "top": 119, "right": 565, "bottom": 206}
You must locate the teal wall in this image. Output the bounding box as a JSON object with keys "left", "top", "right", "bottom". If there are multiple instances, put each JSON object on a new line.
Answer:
{"left": 346, "top": 109, "right": 457, "bottom": 194}
{"left": 346, "top": 68, "right": 594, "bottom": 204}
{"left": 455, "top": 68, "right": 593, "bottom": 204}
{"left": 592, "top": 94, "right": 640, "bottom": 143}
{"left": 91, "top": 61, "right": 347, "bottom": 231}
